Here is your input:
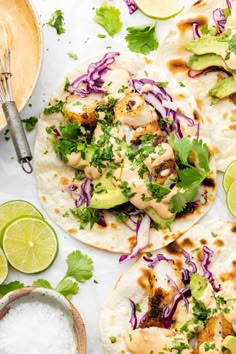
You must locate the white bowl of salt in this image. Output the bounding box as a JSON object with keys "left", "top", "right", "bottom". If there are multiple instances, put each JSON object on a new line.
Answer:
{"left": 0, "top": 287, "right": 87, "bottom": 354}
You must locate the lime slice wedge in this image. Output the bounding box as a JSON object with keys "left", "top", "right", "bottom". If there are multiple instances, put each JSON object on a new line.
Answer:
{"left": 0, "top": 247, "right": 8, "bottom": 284}
{"left": 226, "top": 179, "right": 236, "bottom": 218}
{"left": 2, "top": 216, "right": 58, "bottom": 274}
{"left": 134, "top": 0, "right": 184, "bottom": 20}
{"left": 0, "top": 200, "right": 43, "bottom": 234}
{"left": 223, "top": 160, "right": 236, "bottom": 192}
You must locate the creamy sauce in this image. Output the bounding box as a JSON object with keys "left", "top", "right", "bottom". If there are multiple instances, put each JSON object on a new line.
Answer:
{"left": 174, "top": 302, "right": 194, "bottom": 323}
{"left": 103, "top": 68, "right": 130, "bottom": 99}
{"left": 125, "top": 327, "right": 190, "bottom": 354}
{"left": 219, "top": 281, "right": 236, "bottom": 323}
{"left": 0, "top": 0, "right": 41, "bottom": 128}
{"left": 66, "top": 152, "right": 81, "bottom": 167}
{"left": 84, "top": 165, "right": 101, "bottom": 179}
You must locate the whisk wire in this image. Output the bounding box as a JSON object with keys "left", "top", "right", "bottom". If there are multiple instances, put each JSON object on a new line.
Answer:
{"left": 0, "top": 21, "right": 33, "bottom": 173}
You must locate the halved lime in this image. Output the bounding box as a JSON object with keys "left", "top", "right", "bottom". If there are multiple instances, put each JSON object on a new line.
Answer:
{"left": 2, "top": 216, "right": 58, "bottom": 274}
{"left": 223, "top": 160, "right": 236, "bottom": 192}
{"left": 0, "top": 200, "right": 43, "bottom": 235}
{"left": 0, "top": 247, "right": 8, "bottom": 284}
{"left": 134, "top": 0, "right": 184, "bottom": 20}
{"left": 226, "top": 179, "right": 236, "bottom": 218}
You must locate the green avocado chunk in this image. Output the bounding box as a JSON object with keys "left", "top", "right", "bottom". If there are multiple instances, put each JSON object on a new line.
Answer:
{"left": 209, "top": 75, "right": 236, "bottom": 104}
{"left": 190, "top": 274, "right": 208, "bottom": 300}
{"left": 186, "top": 37, "right": 228, "bottom": 57}
{"left": 222, "top": 335, "right": 236, "bottom": 354}
{"left": 186, "top": 53, "right": 225, "bottom": 71}
{"left": 74, "top": 145, "right": 96, "bottom": 169}
{"left": 90, "top": 174, "right": 128, "bottom": 209}
{"left": 145, "top": 206, "right": 175, "bottom": 229}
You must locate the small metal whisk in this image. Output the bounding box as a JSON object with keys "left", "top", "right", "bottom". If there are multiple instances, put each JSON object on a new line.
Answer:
{"left": 0, "top": 22, "right": 33, "bottom": 174}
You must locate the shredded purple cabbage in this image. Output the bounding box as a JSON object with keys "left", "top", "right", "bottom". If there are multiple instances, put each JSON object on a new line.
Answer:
{"left": 119, "top": 214, "right": 151, "bottom": 263}
{"left": 53, "top": 127, "right": 62, "bottom": 139}
{"left": 213, "top": 8, "right": 227, "bottom": 32}
{"left": 73, "top": 178, "right": 92, "bottom": 207}
{"left": 162, "top": 288, "right": 191, "bottom": 328}
{"left": 143, "top": 254, "right": 174, "bottom": 268}
{"left": 226, "top": 0, "right": 232, "bottom": 10}
{"left": 183, "top": 250, "right": 197, "bottom": 273}
{"left": 201, "top": 246, "right": 220, "bottom": 292}
{"left": 182, "top": 268, "right": 191, "bottom": 284}
{"left": 129, "top": 299, "right": 138, "bottom": 330}
{"left": 69, "top": 52, "right": 120, "bottom": 97}
{"left": 192, "top": 23, "right": 201, "bottom": 39}
{"left": 97, "top": 211, "right": 107, "bottom": 227}
{"left": 123, "top": 0, "right": 138, "bottom": 14}
{"left": 188, "top": 66, "right": 231, "bottom": 79}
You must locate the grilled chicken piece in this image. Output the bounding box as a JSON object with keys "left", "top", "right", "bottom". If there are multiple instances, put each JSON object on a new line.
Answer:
{"left": 154, "top": 160, "right": 178, "bottom": 186}
{"left": 197, "top": 317, "right": 217, "bottom": 351}
{"left": 139, "top": 287, "right": 173, "bottom": 329}
{"left": 131, "top": 119, "right": 163, "bottom": 144}
{"left": 63, "top": 95, "right": 110, "bottom": 126}
{"left": 114, "top": 92, "right": 157, "bottom": 128}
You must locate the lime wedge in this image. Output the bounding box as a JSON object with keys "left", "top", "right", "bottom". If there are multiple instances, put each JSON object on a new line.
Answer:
{"left": 2, "top": 216, "right": 58, "bottom": 274}
{"left": 0, "top": 247, "right": 8, "bottom": 284}
{"left": 226, "top": 179, "right": 236, "bottom": 218}
{"left": 0, "top": 200, "right": 43, "bottom": 235}
{"left": 223, "top": 160, "right": 236, "bottom": 192}
{"left": 134, "top": 0, "right": 184, "bottom": 20}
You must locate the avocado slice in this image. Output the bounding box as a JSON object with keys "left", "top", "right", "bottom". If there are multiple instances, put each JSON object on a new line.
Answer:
{"left": 74, "top": 145, "right": 96, "bottom": 169}
{"left": 186, "top": 53, "right": 225, "bottom": 71}
{"left": 222, "top": 336, "right": 236, "bottom": 354}
{"left": 186, "top": 37, "right": 228, "bottom": 58}
{"left": 209, "top": 75, "right": 236, "bottom": 104}
{"left": 145, "top": 207, "right": 175, "bottom": 229}
{"left": 90, "top": 174, "right": 128, "bottom": 209}
{"left": 190, "top": 274, "right": 208, "bottom": 300}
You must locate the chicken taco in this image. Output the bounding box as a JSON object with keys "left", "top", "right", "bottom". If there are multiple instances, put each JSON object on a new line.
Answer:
{"left": 156, "top": 0, "right": 236, "bottom": 171}
{"left": 34, "top": 52, "right": 216, "bottom": 254}
{"left": 100, "top": 220, "right": 236, "bottom": 354}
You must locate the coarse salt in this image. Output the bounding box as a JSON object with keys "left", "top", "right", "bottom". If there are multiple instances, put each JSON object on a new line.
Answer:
{"left": 0, "top": 300, "right": 77, "bottom": 354}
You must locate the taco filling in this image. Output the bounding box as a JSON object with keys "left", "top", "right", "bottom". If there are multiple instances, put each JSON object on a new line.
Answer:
{"left": 44, "top": 52, "right": 211, "bottom": 234}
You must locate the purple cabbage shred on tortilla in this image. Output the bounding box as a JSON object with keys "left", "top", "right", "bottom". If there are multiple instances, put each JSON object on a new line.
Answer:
{"left": 213, "top": 8, "right": 227, "bottom": 32}
{"left": 188, "top": 66, "right": 231, "bottom": 80}
{"left": 181, "top": 249, "right": 197, "bottom": 284}
{"left": 162, "top": 288, "right": 191, "bottom": 328}
{"left": 68, "top": 52, "right": 120, "bottom": 97}
{"left": 226, "top": 0, "right": 232, "bottom": 10}
{"left": 119, "top": 213, "right": 151, "bottom": 263}
{"left": 129, "top": 299, "right": 138, "bottom": 330}
{"left": 192, "top": 23, "right": 201, "bottom": 39}
{"left": 131, "top": 78, "right": 199, "bottom": 138}
{"left": 53, "top": 127, "right": 62, "bottom": 139}
{"left": 97, "top": 211, "right": 107, "bottom": 227}
{"left": 123, "top": 0, "right": 138, "bottom": 14}
{"left": 143, "top": 254, "right": 174, "bottom": 268}
{"left": 201, "top": 246, "right": 221, "bottom": 292}
{"left": 70, "top": 178, "right": 92, "bottom": 208}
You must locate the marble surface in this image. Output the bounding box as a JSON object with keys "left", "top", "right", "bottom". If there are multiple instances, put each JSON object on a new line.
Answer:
{"left": 0, "top": 1, "right": 235, "bottom": 353}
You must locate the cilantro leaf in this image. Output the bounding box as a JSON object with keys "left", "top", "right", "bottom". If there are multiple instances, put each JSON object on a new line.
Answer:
{"left": 55, "top": 279, "right": 79, "bottom": 300}
{"left": 169, "top": 187, "right": 198, "bottom": 214}
{"left": 94, "top": 2, "right": 122, "bottom": 37}
{"left": 47, "top": 10, "right": 66, "bottom": 35}
{"left": 66, "top": 250, "right": 94, "bottom": 283}
{"left": 44, "top": 100, "right": 64, "bottom": 115}
{"left": 177, "top": 167, "right": 206, "bottom": 189}
{"left": 146, "top": 182, "right": 171, "bottom": 202}
{"left": 71, "top": 206, "right": 100, "bottom": 229}
{"left": 67, "top": 52, "right": 78, "bottom": 60}
{"left": 229, "top": 34, "right": 236, "bottom": 54}
{"left": 21, "top": 116, "right": 38, "bottom": 132}
{"left": 0, "top": 281, "right": 25, "bottom": 297}
{"left": 125, "top": 23, "right": 158, "bottom": 55}
{"left": 32, "top": 279, "right": 53, "bottom": 289}
{"left": 174, "top": 138, "right": 192, "bottom": 166}
{"left": 64, "top": 77, "right": 70, "bottom": 91}
{"left": 192, "top": 139, "right": 210, "bottom": 173}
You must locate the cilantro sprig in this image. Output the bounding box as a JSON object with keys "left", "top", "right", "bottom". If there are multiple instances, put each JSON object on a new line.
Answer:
{"left": 94, "top": 2, "right": 122, "bottom": 37}
{"left": 47, "top": 10, "right": 66, "bottom": 35}
{"left": 0, "top": 250, "right": 94, "bottom": 301}
{"left": 125, "top": 23, "right": 158, "bottom": 55}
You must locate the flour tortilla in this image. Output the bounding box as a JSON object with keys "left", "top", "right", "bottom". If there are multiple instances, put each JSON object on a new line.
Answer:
{"left": 34, "top": 52, "right": 216, "bottom": 253}
{"left": 156, "top": 0, "right": 236, "bottom": 172}
{"left": 100, "top": 220, "right": 236, "bottom": 354}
